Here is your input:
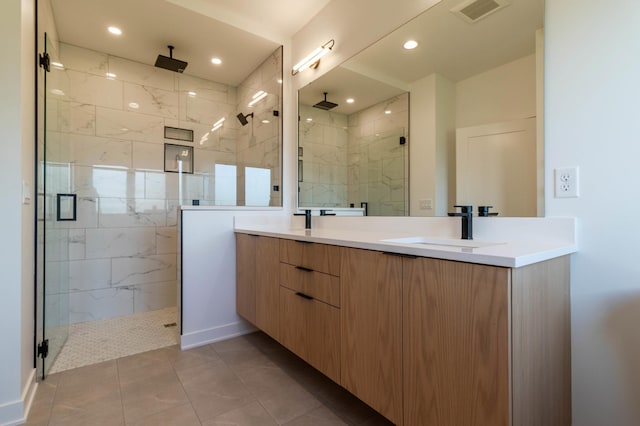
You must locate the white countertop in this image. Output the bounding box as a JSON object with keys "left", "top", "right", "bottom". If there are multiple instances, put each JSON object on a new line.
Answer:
{"left": 234, "top": 217, "right": 577, "bottom": 268}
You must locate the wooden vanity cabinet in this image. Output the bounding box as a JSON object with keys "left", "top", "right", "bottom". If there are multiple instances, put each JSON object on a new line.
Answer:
{"left": 235, "top": 233, "right": 256, "bottom": 324}
{"left": 403, "top": 255, "right": 571, "bottom": 426}
{"left": 235, "top": 234, "right": 280, "bottom": 340}
{"left": 237, "top": 234, "right": 571, "bottom": 426}
{"left": 279, "top": 240, "right": 342, "bottom": 383}
{"left": 403, "top": 258, "right": 510, "bottom": 426}
{"left": 340, "top": 248, "right": 403, "bottom": 425}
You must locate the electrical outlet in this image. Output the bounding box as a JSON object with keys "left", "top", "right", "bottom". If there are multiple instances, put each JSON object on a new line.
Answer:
{"left": 555, "top": 167, "right": 579, "bottom": 198}
{"left": 419, "top": 199, "right": 432, "bottom": 210}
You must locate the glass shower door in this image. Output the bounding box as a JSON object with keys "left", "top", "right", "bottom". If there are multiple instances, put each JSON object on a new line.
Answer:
{"left": 36, "top": 33, "right": 71, "bottom": 379}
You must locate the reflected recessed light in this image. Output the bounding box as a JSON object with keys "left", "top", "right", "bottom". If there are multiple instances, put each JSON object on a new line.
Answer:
{"left": 128, "top": 102, "right": 139, "bottom": 109}
{"left": 106, "top": 72, "right": 117, "bottom": 79}
{"left": 306, "top": 118, "right": 313, "bottom": 122}
{"left": 385, "top": 110, "right": 392, "bottom": 114}
{"left": 403, "top": 40, "right": 418, "bottom": 50}
{"left": 346, "top": 98, "right": 354, "bottom": 104}
{"left": 50, "top": 89, "right": 65, "bottom": 96}
{"left": 108, "top": 26, "right": 122, "bottom": 36}
{"left": 277, "top": 79, "right": 283, "bottom": 84}
{"left": 51, "top": 61, "right": 64, "bottom": 69}
{"left": 262, "top": 119, "right": 270, "bottom": 124}
{"left": 211, "top": 57, "right": 222, "bottom": 65}
{"left": 188, "top": 91, "right": 197, "bottom": 97}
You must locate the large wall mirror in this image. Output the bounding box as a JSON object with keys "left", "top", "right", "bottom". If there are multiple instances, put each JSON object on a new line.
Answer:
{"left": 298, "top": 0, "right": 544, "bottom": 217}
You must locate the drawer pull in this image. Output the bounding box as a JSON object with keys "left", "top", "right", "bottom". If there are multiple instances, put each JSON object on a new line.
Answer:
{"left": 295, "top": 265, "right": 314, "bottom": 272}
{"left": 295, "top": 292, "right": 314, "bottom": 300}
{"left": 383, "top": 251, "right": 418, "bottom": 259}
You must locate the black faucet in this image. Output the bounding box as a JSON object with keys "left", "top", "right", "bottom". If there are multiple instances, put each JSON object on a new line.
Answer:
{"left": 294, "top": 209, "right": 312, "bottom": 229}
{"left": 448, "top": 205, "right": 473, "bottom": 240}
{"left": 320, "top": 209, "right": 336, "bottom": 216}
{"left": 478, "top": 206, "right": 499, "bottom": 217}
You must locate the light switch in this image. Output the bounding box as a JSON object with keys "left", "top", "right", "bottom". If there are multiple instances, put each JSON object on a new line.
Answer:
{"left": 22, "top": 180, "right": 32, "bottom": 205}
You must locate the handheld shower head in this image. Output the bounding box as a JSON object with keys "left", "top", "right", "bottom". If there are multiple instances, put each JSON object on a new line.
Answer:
{"left": 236, "top": 112, "right": 254, "bottom": 126}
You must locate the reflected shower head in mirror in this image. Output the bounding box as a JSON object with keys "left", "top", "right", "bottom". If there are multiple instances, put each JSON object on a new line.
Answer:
{"left": 154, "top": 45, "right": 188, "bottom": 73}
{"left": 313, "top": 92, "right": 338, "bottom": 110}
{"left": 236, "top": 112, "right": 254, "bottom": 126}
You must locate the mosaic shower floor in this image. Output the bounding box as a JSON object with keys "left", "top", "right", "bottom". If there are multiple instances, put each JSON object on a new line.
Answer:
{"left": 49, "top": 307, "right": 179, "bottom": 374}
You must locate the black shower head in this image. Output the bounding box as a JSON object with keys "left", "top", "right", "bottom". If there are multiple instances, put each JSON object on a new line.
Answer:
{"left": 155, "top": 45, "right": 188, "bottom": 73}
{"left": 237, "top": 112, "right": 254, "bottom": 126}
{"left": 313, "top": 92, "right": 338, "bottom": 111}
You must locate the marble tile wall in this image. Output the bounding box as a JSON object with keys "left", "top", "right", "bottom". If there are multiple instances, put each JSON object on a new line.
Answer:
{"left": 43, "top": 43, "right": 281, "bottom": 324}
{"left": 298, "top": 104, "right": 349, "bottom": 207}
{"left": 347, "top": 93, "right": 409, "bottom": 216}
{"left": 298, "top": 93, "right": 409, "bottom": 214}
{"left": 236, "top": 47, "right": 283, "bottom": 206}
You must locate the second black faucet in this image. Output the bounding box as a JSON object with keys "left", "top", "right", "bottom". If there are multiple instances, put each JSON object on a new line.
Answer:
{"left": 448, "top": 205, "right": 473, "bottom": 240}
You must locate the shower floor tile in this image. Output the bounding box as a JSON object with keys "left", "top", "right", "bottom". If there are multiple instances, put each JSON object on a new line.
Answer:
{"left": 49, "top": 307, "right": 178, "bottom": 374}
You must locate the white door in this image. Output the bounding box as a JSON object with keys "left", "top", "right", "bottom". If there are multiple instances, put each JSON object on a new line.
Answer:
{"left": 456, "top": 118, "right": 537, "bottom": 217}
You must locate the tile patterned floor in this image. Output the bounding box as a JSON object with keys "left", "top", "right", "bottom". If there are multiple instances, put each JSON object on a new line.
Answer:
{"left": 49, "top": 307, "right": 179, "bottom": 374}
{"left": 26, "top": 332, "right": 394, "bottom": 426}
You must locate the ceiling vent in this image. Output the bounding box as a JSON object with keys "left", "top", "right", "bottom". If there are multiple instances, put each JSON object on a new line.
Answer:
{"left": 451, "top": 0, "right": 510, "bottom": 23}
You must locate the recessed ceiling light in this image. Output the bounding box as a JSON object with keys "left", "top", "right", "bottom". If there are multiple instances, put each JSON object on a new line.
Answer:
{"left": 188, "top": 91, "right": 197, "bottom": 97}
{"left": 108, "top": 26, "right": 122, "bottom": 36}
{"left": 346, "top": 98, "right": 354, "bottom": 104}
{"left": 128, "top": 102, "right": 139, "bottom": 109}
{"left": 306, "top": 118, "right": 313, "bottom": 122}
{"left": 106, "top": 72, "right": 117, "bottom": 79}
{"left": 211, "top": 57, "right": 222, "bottom": 65}
{"left": 403, "top": 40, "right": 418, "bottom": 50}
{"left": 385, "top": 110, "right": 392, "bottom": 114}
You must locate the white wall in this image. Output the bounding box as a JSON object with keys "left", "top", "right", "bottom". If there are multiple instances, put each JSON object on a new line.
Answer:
{"left": 0, "top": 0, "right": 36, "bottom": 424}
{"left": 456, "top": 54, "right": 536, "bottom": 128}
{"left": 545, "top": 1, "right": 640, "bottom": 425}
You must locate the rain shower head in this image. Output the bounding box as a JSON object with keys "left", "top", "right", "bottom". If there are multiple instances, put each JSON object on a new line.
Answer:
{"left": 236, "top": 112, "right": 254, "bottom": 126}
{"left": 154, "top": 45, "right": 188, "bottom": 73}
{"left": 313, "top": 92, "right": 338, "bottom": 111}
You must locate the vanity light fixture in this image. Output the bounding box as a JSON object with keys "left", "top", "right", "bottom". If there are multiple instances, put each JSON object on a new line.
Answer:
{"left": 403, "top": 40, "right": 419, "bottom": 50}
{"left": 248, "top": 90, "right": 268, "bottom": 107}
{"left": 291, "top": 39, "right": 335, "bottom": 75}
{"left": 108, "top": 26, "right": 122, "bottom": 36}
{"left": 211, "top": 57, "right": 222, "bottom": 65}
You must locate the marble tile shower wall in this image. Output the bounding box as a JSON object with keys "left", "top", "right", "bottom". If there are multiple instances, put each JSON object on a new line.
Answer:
{"left": 43, "top": 42, "right": 248, "bottom": 323}
{"left": 297, "top": 93, "right": 408, "bottom": 213}
{"left": 347, "top": 93, "right": 409, "bottom": 216}
{"left": 298, "top": 104, "right": 349, "bottom": 207}
{"left": 236, "top": 47, "right": 283, "bottom": 206}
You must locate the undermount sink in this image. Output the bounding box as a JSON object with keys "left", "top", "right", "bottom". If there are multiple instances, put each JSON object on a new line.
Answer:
{"left": 380, "top": 236, "right": 504, "bottom": 249}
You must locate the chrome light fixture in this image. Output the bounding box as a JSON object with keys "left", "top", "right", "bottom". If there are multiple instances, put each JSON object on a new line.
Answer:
{"left": 291, "top": 39, "right": 335, "bottom": 75}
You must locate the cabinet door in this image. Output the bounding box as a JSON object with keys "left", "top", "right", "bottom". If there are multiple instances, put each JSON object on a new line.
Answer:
{"left": 403, "top": 257, "right": 510, "bottom": 426}
{"left": 279, "top": 286, "right": 340, "bottom": 382}
{"left": 235, "top": 233, "right": 256, "bottom": 324}
{"left": 255, "top": 236, "right": 280, "bottom": 340}
{"left": 340, "top": 248, "right": 403, "bottom": 425}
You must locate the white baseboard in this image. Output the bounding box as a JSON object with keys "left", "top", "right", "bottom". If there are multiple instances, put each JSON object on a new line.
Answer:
{"left": 180, "top": 321, "right": 256, "bottom": 350}
{"left": 0, "top": 368, "right": 36, "bottom": 426}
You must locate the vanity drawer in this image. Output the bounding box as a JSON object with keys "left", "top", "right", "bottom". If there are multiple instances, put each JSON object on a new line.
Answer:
{"left": 279, "top": 239, "right": 341, "bottom": 276}
{"left": 280, "top": 263, "right": 340, "bottom": 307}
{"left": 279, "top": 286, "right": 340, "bottom": 383}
